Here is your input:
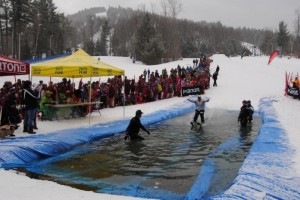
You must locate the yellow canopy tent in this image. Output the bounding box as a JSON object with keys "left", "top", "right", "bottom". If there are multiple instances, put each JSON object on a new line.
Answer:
{"left": 31, "top": 49, "right": 125, "bottom": 124}
{"left": 31, "top": 48, "right": 124, "bottom": 77}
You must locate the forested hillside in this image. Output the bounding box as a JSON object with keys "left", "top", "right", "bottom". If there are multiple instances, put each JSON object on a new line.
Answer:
{"left": 0, "top": 0, "right": 296, "bottom": 63}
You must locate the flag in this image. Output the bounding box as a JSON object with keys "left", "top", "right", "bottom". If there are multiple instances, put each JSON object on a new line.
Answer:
{"left": 268, "top": 50, "right": 279, "bottom": 65}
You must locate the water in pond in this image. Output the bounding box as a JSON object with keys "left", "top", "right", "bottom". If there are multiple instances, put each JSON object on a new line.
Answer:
{"left": 24, "top": 109, "right": 261, "bottom": 199}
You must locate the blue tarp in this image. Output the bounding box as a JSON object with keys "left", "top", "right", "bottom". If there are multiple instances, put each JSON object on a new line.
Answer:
{"left": 1, "top": 97, "right": 299, "bottom": 199}
{"left": 0, "top": 100, "right": 194, "bottom": 168}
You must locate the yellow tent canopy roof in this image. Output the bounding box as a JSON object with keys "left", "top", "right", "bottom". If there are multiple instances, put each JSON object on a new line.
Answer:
{"left": 31, "top": 49, "right": 124, "bottom": 78}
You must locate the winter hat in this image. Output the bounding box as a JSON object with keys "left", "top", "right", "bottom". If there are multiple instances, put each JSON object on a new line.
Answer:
{"left": 136, "top": 110, "right": 143, "bottom": 115}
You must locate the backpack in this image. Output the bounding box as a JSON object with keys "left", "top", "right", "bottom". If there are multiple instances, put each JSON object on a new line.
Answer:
{"left": 157, "top": 83, "right": 162, "bottom": 92}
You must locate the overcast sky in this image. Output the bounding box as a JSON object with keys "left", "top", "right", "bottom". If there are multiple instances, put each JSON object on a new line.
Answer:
{"left": 53, "top": 0, "right": 300, "bottom": 32}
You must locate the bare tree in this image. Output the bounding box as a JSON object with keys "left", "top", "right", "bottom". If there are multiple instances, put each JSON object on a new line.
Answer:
{"left": 150, "top": 3, "right": 157, "bottom": 15}
{"left": 294, "top": 9, "right": 300, "bottom": 37}
{"left": 86, "top": 15, "right": 95, "bottom": 40}
{"left": 160, "top": 0, "right": 168, "bottom": 17}
{"left": 0, "top": 0, "right": 11, "bottom": 56}
{"left": 137, "top": 3, "right": 147, "bottom": 13}
{"left": 167, "top": 0, "right": 182, "bottom": 59}
{"left": 167, "top": 0, "right": 182, "bottom": 19}
{"left": 293, "top": 9, "right": 300, "bottom": 55}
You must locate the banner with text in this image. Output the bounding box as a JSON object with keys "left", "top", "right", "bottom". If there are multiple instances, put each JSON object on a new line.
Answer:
{"left": 182, "top": 86, "right": 203, "bottom": 96}
{"left": 287, "top": 85, "right": 300, "bottom": 99}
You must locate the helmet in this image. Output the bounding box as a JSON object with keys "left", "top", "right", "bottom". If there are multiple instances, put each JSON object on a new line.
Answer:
{"left": 242, "top": 100, "right": 247, "bottom": 104}
{"left": 247, "top": 100, "right": 251, "bottom": 104}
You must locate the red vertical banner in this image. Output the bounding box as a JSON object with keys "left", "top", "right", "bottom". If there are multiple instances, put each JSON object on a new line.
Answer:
{"left": 284, "top": 72, "right": 288, "bottom": 96}
{"left": 268, "top": 50, "right": 279, "bottom": 65}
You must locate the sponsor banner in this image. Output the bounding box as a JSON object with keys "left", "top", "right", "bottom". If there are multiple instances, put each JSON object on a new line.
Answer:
{"left": 182, "top": 86, "right": 203, "bottom": 96}
{"left": 0, "top": 55, "right": 30, "bottom": 76}
{"left": 0, "top": 61, "right": 28, "bottom": 74}
{"left": 287, "top": 85, "right": 300, "bottom": 98}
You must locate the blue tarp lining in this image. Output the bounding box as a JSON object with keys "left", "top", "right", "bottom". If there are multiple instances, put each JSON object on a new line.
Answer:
{"left": 98, "top": 178, "right": 185, "bottom": 200}
{"left": 1, "top": 97, "right": 299, "bottom": 199}
{"left": 210, "top": 97, "right": 300, "bottom": 199}
{"left": 185, "top": 137, "right": 242, "bottom": 200}
{"left": 23, "top": 127, "right": 200, "bottom": 200}
{"left": 0, "top": 100, "right": 194, "bottom": 168}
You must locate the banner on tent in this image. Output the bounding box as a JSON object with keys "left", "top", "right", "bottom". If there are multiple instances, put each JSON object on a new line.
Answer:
{"left": 0, "top": 55, "right": 30, "bottom": 76}
{"left": 181, "top": 86, "right": 203, "bottom": 96}
{"left": 287, "top": 85, "right": 300, "bottom": 99}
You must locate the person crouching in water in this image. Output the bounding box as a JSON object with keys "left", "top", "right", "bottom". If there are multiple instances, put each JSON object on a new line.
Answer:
{"left": 188, "top": 95, "right": 210, "bottom": 127}
{"left": 125, "top": 110, "right": 150, "bottom": 141}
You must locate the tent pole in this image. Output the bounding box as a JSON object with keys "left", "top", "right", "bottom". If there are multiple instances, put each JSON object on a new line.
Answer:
{"left": 88, "top": 77, "right": 92, "bottom": 126}
{"left": 123, "top": 75, "right": 125, "bottom": 119}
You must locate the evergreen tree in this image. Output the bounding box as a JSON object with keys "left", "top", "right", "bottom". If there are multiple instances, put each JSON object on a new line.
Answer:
{"left": 135, "top": 13, "right": 155, "bottom": 61}
{"left": 99, "top": 20, "right": 110, "bottom": 56}
{"left": 181, "top": 37, "right": 198, "bottom": 57}
{"left": 21, "top": 37, "right": 31, "bottom": 60}
{"left": 277, "top": 21, "right": 290, "bottom": 55}
{"left": 141, "top": 36, "right": 165, "bottom": 65}
{"left": 293, "top": 36, "right": 300, "bottom": 56}
{"left": 31, "top": 0, "right": 71, "bottom": 57}
{"left": 10, "top": 0, "right": 32, "bottom": 58}
{"left": 134, "top": 13, "right": 165, "bottom": 64}
{"left": 83, "top": 39, "right": 95, "bottom": 55}
{"left": 0, "top": 0, "right": 13, "bottom": 56}
{"left": 259, "top": 31, "right": 275, "bottom": 55}
{"left": 95, "top": 38, "right": 101, "bottom": 56}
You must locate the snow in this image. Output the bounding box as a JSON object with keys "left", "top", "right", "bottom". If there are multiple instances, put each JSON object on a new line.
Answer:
{"left": 1, "top": 54, "right": 300, "bottom": 199}
{"left": 95, "top": 11, "right": 107, "bottom": 18}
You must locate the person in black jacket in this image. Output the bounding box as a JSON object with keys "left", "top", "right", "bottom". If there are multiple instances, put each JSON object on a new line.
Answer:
{"left": 212, "top": 65, "right": 220, "bottom": 86}
{"left": 246, "top": 100, "right": 254, "bottom": 123}
{"left": 21, "top": 80, "right": 39, "bottom": 134}
{"left": 238, "top": 100, "right": 250, "bottom": 127}
{"left": 125, "top": 110, "right": 150, "bottom": 141}
{"left": 1, "top": 98, "right": 21, "bottom": 136}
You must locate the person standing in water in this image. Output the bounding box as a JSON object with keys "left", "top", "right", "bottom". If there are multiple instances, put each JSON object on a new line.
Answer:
{"left": 188, "top": 95, "right": 210, "bottom": 128}
{"left": 125, "top": 110, "right": 150, "bottom": 141}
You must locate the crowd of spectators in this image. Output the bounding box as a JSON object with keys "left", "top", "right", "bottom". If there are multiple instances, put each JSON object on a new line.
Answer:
{"left": 288, "top": 75, "right": 300, "bottom": 99}
{"left": 290, "top": 76, "right": 300, "bottom": 89}
{"left": 0, "top": 56, "right": 213, "bottom": 137}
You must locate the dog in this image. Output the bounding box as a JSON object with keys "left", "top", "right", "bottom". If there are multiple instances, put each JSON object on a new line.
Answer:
{"left": 0, "top": 125, "right": 15, "bottom": 139}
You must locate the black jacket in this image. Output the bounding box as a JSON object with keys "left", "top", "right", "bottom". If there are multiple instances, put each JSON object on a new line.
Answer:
{"left": 213, "top": 71, "right": 218, "bottom": 79}
{"left": 21, "top": 89, "right": 38, "bottom": 111}
{"left": 238, "top": 105, "right": 250, "bottom": 120}
{"left": 126, "top": 116, "right": 148, "bottom": 137}
{"left": 1, "top": 99, "right": 21, "bottom": 126}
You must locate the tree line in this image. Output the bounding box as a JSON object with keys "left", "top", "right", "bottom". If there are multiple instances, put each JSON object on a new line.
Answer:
{"left": 0, "top": 0, "right": 299, "bottom": 63}
{"left": 0, "top": 0, "right": 74, "bottom": 60}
